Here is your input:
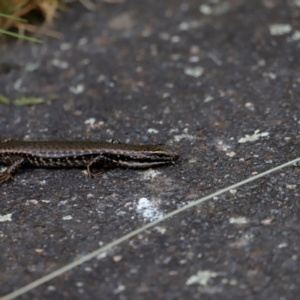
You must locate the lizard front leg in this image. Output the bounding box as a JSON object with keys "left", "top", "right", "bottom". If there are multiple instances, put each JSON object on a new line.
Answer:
{"left": 86, "top": 155, "right": 119, "bottom": 178}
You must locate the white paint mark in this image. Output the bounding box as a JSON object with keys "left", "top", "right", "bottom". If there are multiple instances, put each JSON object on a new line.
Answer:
{"left": 226, "top": 151, "right": 236, "bottom": 157}
{"left": 245, "top": 102, "right": 255, "bottom": 111}
{"left": 269, "top": 24, "right": 292, "bottom": 36}
{"left": 13, "top": 78, "right": 23, "bottom": 91}
{"left": 286, "top": 184, "right": 297, "bottom": 190}
{"left": 278, "top": 242, "right": 288, "bottom": 248}
{"left": 174, "top": 134, "right": 196, "bottom": 142}
{"left": 136, "top": 197, "right": 163, "bottom": 221}
{"left": 113, "top": 284, "right": 126, "bottom": 294}
{"left": 27, "top": 200, "right": 38, "bottom": 205}
{"left": 169, "top": 128, "right": 179, "bottom": 134}
{"left": 97, "top": 251, "right": 107, "bottom": 260}
{"left": 25, "top": 62, "right": 40, "bottom": 72}
{"left": 263, "top": 72, "right": 277, "bottom": 80}
{"left": 84, "top": 117, "right": 96, "bottom": 125}
{"left": 0, "top": 213, "right": 12, "bottom": 222}
{"left": 62, "top": 215, "right": 73, "bottom": 220}
{"left": 178, "top": 21, "right": 202, "bottom": 31}
{"left": 200, "top": 3, "right": 230, "bottom": 15}
{"left": 188, "top": 158, "right": 197, "bottom": 164}
{"left": 184, "top": 66, "right": 204, "bottom": 78}
{"left": 178, "top": 22, "right": 190, "bottom": 31}
{"left": 112, "top": 255, "right": 122, "bottom": 262}
{"left": 261, "top": 218, "right": 273, "bottom": 225}
{"left": 143, "top": 170, "right": 161, "bottom": 180}
{"left": 186, "top": 270, "right": 218, "bottom": 286}
{"left": 229, "top": 217, "right": 248, "bottom": 224}
{"left": 199, "top": 4, "right": 212, "bottom": 14}
{"left": 155, "top": 226, "right": 166, "bottom": 234}
{"left": 214, "top": 138, "right": 231, "bottom": 151}
{"left": 147, "top": 128, "right": 159, "bottom": 134}
{"left": 229, "top": 189, "right": 237, "bottom": 195}
{"left": 204, "top": 95, "right": 213, "bottom": 103}
{"left": 69, "top": 84, "right": 85, "bottom": 94}
{"left": 238, "top": 130, "right": 269, "bottom": 143}
{"left": 52, "top": 58, "right": 69, "bottom": 69}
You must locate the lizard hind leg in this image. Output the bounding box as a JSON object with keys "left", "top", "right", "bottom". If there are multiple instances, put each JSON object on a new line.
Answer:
{"left": 0, "top": 157, "right": 25, "bottom": 185}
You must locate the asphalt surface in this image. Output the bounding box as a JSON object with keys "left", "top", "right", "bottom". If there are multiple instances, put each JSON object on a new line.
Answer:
{"left": 1, "top": 0, "right": 300, "bottom": 299}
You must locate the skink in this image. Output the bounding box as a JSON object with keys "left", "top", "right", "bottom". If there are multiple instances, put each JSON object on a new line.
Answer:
{"left": 0, "top": 139, "right": 179, "bottom": 185}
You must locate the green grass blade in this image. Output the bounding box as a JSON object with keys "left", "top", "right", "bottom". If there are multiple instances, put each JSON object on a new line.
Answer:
{"left": 0, "top": 29, "right": 42, "bottom": 43}
{"left": 13, "top": 97, "right": 44, "bottom": 105}
{"left": 0, "top": 94, "right": 9, "bottom": 105}
{"left": 0, "top": 13, "right": 27, "bottom": 23}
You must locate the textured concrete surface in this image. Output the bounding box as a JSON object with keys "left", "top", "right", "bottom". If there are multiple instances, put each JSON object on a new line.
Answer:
{"left": 1, "top": 0, "right": 300, "bottom": 299}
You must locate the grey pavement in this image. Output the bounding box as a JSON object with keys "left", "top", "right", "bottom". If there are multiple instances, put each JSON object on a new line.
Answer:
{"left": 1, "top": 0, "right": 300, "bottom": 299}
